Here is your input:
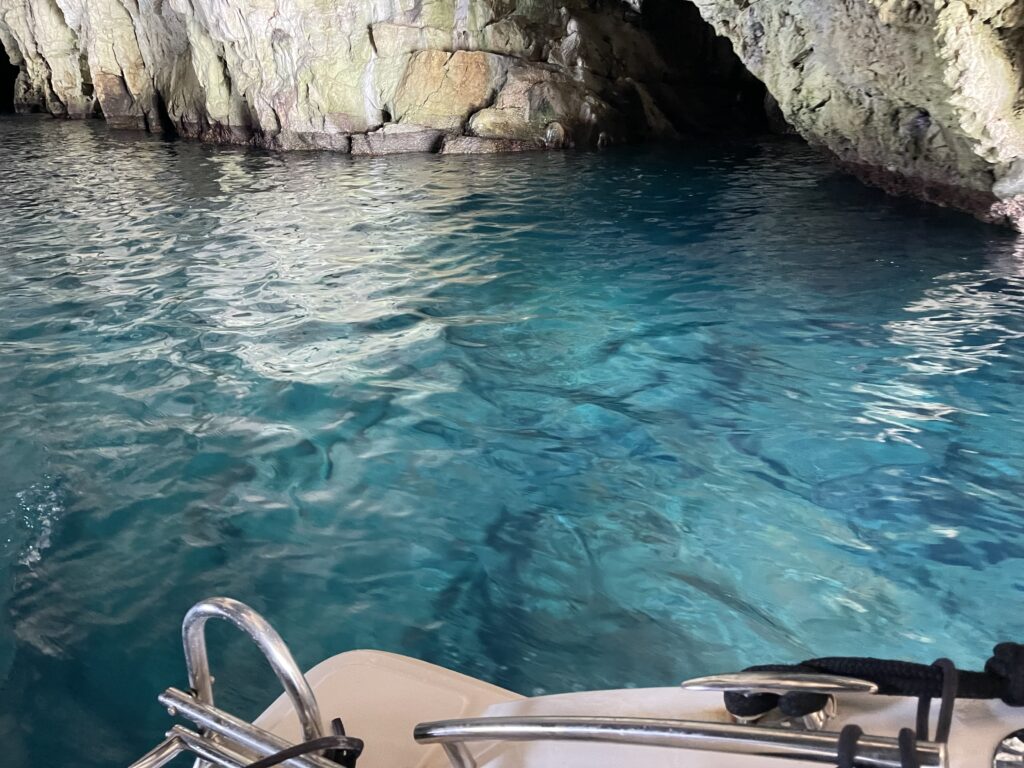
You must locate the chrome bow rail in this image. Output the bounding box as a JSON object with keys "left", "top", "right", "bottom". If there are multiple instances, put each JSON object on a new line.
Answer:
{"left": 130, "top": 598, "right": 959, "bottom": 768}
{"left": 183, "top": 597, "right": 324, "bottom": 744}
{"left": 413, "top": 716, "right": 948, "bottom": 768}
{"left": 130, "top": 597, "right": 327, "bottom": 768}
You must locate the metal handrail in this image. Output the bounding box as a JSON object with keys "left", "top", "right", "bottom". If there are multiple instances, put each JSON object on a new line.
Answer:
{"left": 128, "top": 688, "right": 339, "bottom": 768}
{"left": 160, "top": 687, "right": 340, "bottom": 768}
{"left": 171, "top": 725, "right": 258, "bottom": 768}
{"left": 128, "top": 735, "right": 186, "bottom": 768}
{"left": 182, "top": 597, "right": 324, "bottom": 744}
{"left": 414, "top": 716, "right": 948, "bottom": 768}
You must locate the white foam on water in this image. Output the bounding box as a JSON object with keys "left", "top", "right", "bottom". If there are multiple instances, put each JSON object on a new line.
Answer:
{"left": 11, "top": 478, "right": 66, "bottom": 569}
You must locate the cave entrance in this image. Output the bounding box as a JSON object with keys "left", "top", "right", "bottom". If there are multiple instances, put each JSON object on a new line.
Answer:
{"left": 641, "top": 0, "right": 779, "bottom": 136}
{"left": 0, "top": 42, "right": 18, "bottom": 113}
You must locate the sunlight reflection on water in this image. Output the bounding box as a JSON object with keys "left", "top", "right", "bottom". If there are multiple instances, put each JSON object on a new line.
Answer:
{"left": 0, "top": 117, "right": 1023, "bottom": 767}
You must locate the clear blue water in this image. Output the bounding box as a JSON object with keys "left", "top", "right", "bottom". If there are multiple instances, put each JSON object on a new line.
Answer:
{"left": 1, "top": 117, "right": 1023, "bottom": 766}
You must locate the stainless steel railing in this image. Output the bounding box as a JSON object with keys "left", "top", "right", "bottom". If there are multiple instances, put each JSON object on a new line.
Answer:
{"left": 129, "top": 597, "right": 327, "bottom": 768}
{"left": 413, "top": 716, "right": 948, "bottom": 768}
{"left": 131, "top": 597, "right": 955, "bottom": 768}
{"left": 161, "top": 687, "right": 339, "bottom": 768}
{"left": 130, "top": 734, "right": 187, "bottom": 768}
{"left": 183, "top": 597, "right": 324, "bottom": 744}
{"left": 128, "top": 689, "right": 339, "bottom": 768}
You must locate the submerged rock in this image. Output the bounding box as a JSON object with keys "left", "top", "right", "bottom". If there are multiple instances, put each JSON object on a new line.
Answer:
{"left": 441, "top": 135, "right": 541, "bottom": 154}
{"left": 350, "top": 123, "right": 445, "bottom": 156}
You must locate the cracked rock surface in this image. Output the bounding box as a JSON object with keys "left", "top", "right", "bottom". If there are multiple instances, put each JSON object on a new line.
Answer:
{"left": 0, "top": 0, "right": 759, "bottom": 151}
{"left": 691, "top": 0, "right": 1024, "bottom": 229}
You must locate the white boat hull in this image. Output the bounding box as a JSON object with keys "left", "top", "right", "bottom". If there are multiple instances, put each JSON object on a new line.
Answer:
{"left": 254, "top": 650, "right": 1022, "bottom": 768}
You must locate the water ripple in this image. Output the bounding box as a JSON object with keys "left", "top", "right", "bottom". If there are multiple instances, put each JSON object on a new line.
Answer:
{"left": 1, "top": 117, "right": 1023, "bottom": 766}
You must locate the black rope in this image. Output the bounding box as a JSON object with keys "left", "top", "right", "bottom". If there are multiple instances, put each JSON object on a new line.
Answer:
{"left": 913, "top": 658, "right": 958, "bottom": 742}
{"left": 915, "top": 692, "right": 931, "bottom": 741}
{"left": 898, "top": 728, "right": 920, "bottom": 768}
{"left": 724, "top": 689, "right": 782, "bottom": 718}
{"left": 837, "top": 724, "right": 863, "bottom": 768}
{"left": 932, "top": 658, "right": 958, "bottom": 744}
{"left": 243, "top": 734, "right": 364, "bottom": 768}
{"left": 723, "top": 654, "right": 973, "bottom": 768}
{"left": 324, "top": 717, "right": 362, "bottom": 768}
{"left": 724, "top": 643, "right": 1024, "bottom": 720}
{"left": 835, "top": 660, "right": 955, "bottom": 768}
{"left": 799, "top": 650, "right": 1007, "bottom": 702}
{"left": 719, "top": 651, "right": 987, "bottom": 768}
{"left": 986, "top": 643, "right": 1024, "bottom": 706}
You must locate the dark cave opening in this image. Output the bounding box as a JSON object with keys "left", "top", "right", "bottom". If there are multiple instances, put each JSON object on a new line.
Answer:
{"left": 640, "top": 0, "right": 784, "bottom": 137}
{"left": 0, "top": 42, "right": 18, "bottom": 114}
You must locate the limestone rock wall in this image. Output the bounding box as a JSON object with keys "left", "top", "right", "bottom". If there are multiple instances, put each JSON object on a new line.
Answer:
{"left": 4, "top": 0, "right": 1024, "bottom": 228}
{"left": 690, "top": 0, "right": 1024, "bottom": 229}
{"left": 0, "top": 0, "right": 761, "bottom": 152}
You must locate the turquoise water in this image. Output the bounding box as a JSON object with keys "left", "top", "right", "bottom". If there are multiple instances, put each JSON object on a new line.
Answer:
{"left": 1, "top": 117, "right": 1024, "bottom": 765}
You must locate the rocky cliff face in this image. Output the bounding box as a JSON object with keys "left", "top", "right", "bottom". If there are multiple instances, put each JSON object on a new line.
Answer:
{"left": 691, "top": 0, "right": 1024, "bottom": 229}
{"left": 1, "top": 0, "right": 1023, "bottom": 228}
{"left": 0, "top": 0, "right": 763, "bottom": 153}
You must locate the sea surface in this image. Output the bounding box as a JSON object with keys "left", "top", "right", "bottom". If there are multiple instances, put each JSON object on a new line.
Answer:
{"left": 1, "top": 117, "right": 1022, "bottom": 766}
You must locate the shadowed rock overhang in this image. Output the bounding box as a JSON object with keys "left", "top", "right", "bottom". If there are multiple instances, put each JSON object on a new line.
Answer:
{"left": 0, "top": 0, "right": 1022, "bottom": 229}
